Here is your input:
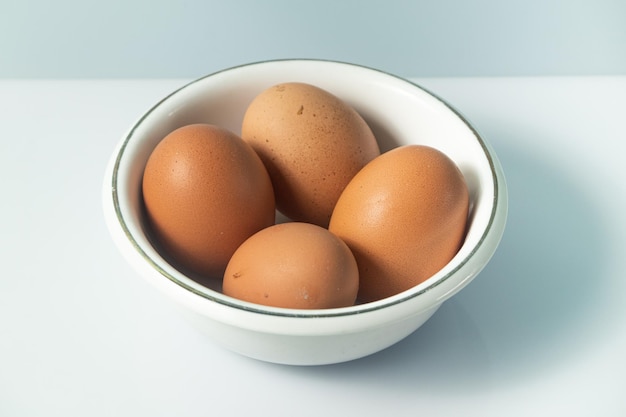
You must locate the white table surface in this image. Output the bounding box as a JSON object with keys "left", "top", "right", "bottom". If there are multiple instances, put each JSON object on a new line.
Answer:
{"left": 1, "top": 76, "right": 625, "bottom": 416}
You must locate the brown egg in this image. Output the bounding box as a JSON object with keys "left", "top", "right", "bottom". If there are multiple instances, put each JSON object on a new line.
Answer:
{"left": 142, "top": 123, "right": 275, "bottom": 280}
{"left": 223, "top": 222, "right": 359, "bottom": 309}
{"left": 241, "top": 82, "right": 380, "bottom": 227}
{"left": 328, "top": 145, "right": 469, "bottom": 303}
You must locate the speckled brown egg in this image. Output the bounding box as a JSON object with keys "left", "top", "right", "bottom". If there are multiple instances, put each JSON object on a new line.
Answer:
{"left": 142, "top": 123, "right": 275, "bottom": 280}
{"left": 328, "top": 145, "right": 469, "bottom": 303}
{"left": 223, "top": 222, "right": 359, "bottom": 309}
{"left": 241, "top": 82, "right": 380, "bottom": 228}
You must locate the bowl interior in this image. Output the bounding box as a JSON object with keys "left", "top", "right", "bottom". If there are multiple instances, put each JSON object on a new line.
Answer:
{"left": 111, "top": 59, "right": 497, "bottom": 315}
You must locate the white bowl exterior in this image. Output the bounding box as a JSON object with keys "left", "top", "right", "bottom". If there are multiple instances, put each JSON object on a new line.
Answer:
{"left": 174, "top": 300, "right": 442, "bottom": 366}
{"left": 102, "top": 60, "right": 507, "bottom": 365}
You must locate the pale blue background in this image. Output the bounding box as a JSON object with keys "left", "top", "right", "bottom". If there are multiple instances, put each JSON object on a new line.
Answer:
{"left": 1, "top": 0, "right": 625, "bottom": 78}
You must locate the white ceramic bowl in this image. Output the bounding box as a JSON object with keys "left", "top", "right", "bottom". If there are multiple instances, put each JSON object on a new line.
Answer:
{"left": 102, "top": 59, "right": 508, "bottom": 365}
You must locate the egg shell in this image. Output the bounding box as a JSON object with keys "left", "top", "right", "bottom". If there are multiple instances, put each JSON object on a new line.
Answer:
{"left": 328, "top": 145, "right": 469, "bottom": 303}
{"left": 223, "top": 222, "right": 359, "bottom": 309}
{"left": 142, "top": 123, "right": 275, "bottom": 281}
{"left": 241, "top": 82, "right": 380, "bottom": 228}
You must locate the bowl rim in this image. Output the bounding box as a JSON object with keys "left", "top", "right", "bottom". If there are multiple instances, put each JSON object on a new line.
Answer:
{"left": 109, "top": 58, "right": 503, "bottom": 319}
